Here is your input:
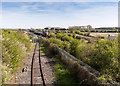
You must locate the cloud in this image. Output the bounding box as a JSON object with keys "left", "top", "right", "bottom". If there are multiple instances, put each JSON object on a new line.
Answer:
{"left": 1, "top": 2, "right": 118, "bottom": 28}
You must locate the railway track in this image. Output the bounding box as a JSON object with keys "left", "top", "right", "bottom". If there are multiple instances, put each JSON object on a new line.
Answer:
{"left": 31, "top": 40, "right": 46, "bottom": 86}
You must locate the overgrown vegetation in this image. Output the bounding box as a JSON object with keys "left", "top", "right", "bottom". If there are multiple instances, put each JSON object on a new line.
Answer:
{"left": 45, "top": 32, "right": 120, "bottom": 83}
{"left": 41, "top": 43, "right": 78, "bottom": 85}
{"left": 2, "top": 29, "right": 33, "bottom": 83}
{"left": 54, "top": 59, "right": 78, "bottom": 85}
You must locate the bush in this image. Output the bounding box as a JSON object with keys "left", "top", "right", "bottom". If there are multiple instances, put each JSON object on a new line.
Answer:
{"left": 68, "top": 33, "right": 72, "bottom": 37}
{"left": 72, "top": 34, "right": 76, "bottom": 38}
{"left": 2, "top": 30, "right": 32, "bottom": 70}
{"left": 90, "top": 39, "right": 119, "bottom": 81}
{"left": 85, "top": 29, "right": 90, "bottom": 32}
{"left": 90, "top": 29, "right": 96, "bottom": 32}
{"left": 76, "top": 43, "right": 95, "bottom": 64}
{"left": 42, "top": 39, "right": 50, "bottom": 47}
{"left": 79, "top": 32, "right": 84, "bottom": 35}
{"left": 76, "top": 36, "right": 82, "bottom": 40}
{"left": 2, "top": 30, "right": 33, "bottom": 83}
{"left": 75, "top": 31, "right": 80, "bottom": 34}
{"left": 48, "top": 43, "right": 57, "bottom": 55}
{"left": 61, "top": 35, "right": 73, "bottom": 42}
{"left": 49, "top": 33, "right": 56, "bottom": 38}
{"left": 75, "top": 38, "right": 120, "bottom": 82}
{"left": 63, "top": 41, "right": 70, "bottom": 52}
{"left": 47, "top": 38, "right": 64, "bottom": 49}
{"left": 84, "top": 32, "right": 90, "bottom": 36}
{"left": 80, "top": 30, "right": 85, "bottom": 32}
{"left": 96, "top": 30, "right": 99, "bottom": 32}
{"left": 70, "top": 39, "right": 80, "bottom": 57}
{"left": 56, "top": 33, "right": 64, "bottom": 39}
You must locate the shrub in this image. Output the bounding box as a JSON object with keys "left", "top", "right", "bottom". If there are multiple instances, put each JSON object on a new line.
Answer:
{"left": 96, "top": 30, "right": 99, "bottom": 32}
{"left": 61, "top": 35, "right": 73, "bottom": 42}
{"left": 80, "top": 30, "right": 85, "bottom": 32}
{"left": 70, "top": 39, "right": 80, "bottom": 57}
{"left": 2, "top": 30, "right": 32, "bottom": 70}
{"left": 76, "top": 36, "right": 82, "bottom": 40}
{"left": 75, "top": 38, "right": 120, "bottom": 82}
{"left": 85, "top": 29, "right": 90, "bottom": 32}
{"left": 47, "top": 38, "right": 64, "bottom": 49}
{"left": 68, "top": 33, "right": 72, "bottom": 37}
{"left": 48, "top": 43, "right": 57, "bottom": 55}
{"left": 56, "top": 33, "right": 64, "bottom": 39}
{"left": 79, "top": 32, "right": 84, "bottom": 35}
{"left": 90, "top": 29, "right": 96, "bottom": 32}
{"left": 72, "top": 34, "right": 76, "bottom": 38}
{"left": 90, "top": 39, "right": 119, "bottom": 81}
{"left": 76, "top": 43, "right": 95, "bottom": 64}
{"left": 104, "top": 30, "right": 107, "bottom": 33}
{"left": 49, "top": 33, "right": 56, "bottom": 38}
{"left": 42, "top": 39, "right": 50, "bottom": 47}
{"left": 84, "top": 32, "right": 90, "bottom": 36}
{"left": 112, "top": 30, "right": 117, "bottom": 33}
{"left": 63, "top": 41, "right": 70, "bottom": 52}
{"left": 2, "top": 30, "right": 33, "bottom": 83}
{"left": 75, "top": 31, "right": 80, "bottom": 34}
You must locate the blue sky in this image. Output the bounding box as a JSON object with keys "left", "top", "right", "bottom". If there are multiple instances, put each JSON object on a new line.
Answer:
{"left": 1, "top": 2, "right": 118, "bottom": 28}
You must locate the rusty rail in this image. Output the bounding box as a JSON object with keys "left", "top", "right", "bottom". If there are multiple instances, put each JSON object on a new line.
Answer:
{"left": 31, "top": 43, "right": 37, "bottom": 86}
{"left": 31, "top": 37, "right": 46, "bottom": 86}
{"left": 39, "top": 40, "right": 46, "bottom": 86}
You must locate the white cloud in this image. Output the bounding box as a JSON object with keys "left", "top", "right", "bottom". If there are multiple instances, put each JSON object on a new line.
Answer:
{"left": 1, "top": 2, "right": 118, "bottom": 28}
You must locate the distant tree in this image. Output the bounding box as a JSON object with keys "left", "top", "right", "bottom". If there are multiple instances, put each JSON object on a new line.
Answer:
{"left": 87, "top": 25, "right": 92, "bottom": 29}
{"left": 68, "top": 25, "right": 92, "bottom": 30}
{"left": 68, "top": 27, "right": 74, "bottom": 32}
{"left": 112, "top": 27, "right": 116, "bottom": 29}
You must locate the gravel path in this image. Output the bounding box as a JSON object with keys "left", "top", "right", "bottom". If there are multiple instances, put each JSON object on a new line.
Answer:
{"left": 7, "top": 43, "right": 55, "bottom": 85}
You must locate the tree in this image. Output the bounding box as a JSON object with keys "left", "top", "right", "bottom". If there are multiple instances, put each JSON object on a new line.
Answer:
{"left": 87, "top": 25, "right": 92, "bottom": 29}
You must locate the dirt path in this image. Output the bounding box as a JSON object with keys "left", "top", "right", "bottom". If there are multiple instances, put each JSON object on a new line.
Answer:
{"left": 7, "top": 43, "right": 55, "bottom": 85}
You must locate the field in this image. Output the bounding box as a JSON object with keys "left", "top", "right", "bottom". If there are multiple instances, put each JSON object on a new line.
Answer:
{"left": 90, "top": 33, "right": 118, "bottom": 38}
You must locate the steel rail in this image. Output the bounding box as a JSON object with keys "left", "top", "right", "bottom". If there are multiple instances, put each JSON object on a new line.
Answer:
{"left": 38, "top": 38, "right": 46, "bottom": 86}
{"left": 31, "top": 43, "right": 37, "bottom": 86}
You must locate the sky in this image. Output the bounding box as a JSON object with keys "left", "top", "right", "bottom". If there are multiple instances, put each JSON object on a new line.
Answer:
{"left": 0, "top": 1, "right": 119, "bottom": 29}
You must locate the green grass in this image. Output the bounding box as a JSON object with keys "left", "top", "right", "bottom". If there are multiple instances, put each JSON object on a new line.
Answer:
{"left": 40, "top": 45, "right": 45, "bottom": 55}
{"left": 40, "top": 44, "right": 49, "bottom": 56}
{"left": 54, "top": 59, "right": 79, "bottom": 85}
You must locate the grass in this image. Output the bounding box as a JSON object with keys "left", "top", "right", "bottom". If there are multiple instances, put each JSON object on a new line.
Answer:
{"left": 54, "top": 59, "right": 79, "bottom": 86}
{"left": 40, "top": 43, "right": 79, "bottom": 85}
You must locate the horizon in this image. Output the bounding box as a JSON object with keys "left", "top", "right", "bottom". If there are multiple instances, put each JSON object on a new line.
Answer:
{"left": 0, "top": 1, "right": 118, "bottom": 28}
